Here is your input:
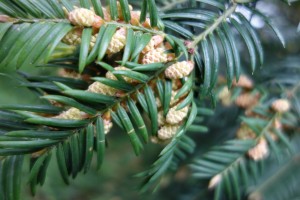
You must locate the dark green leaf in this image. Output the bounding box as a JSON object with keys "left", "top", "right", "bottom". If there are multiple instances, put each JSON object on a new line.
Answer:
{"left": 64, "top": 89, "right": 116, "bottom": 104}
{"left": 131, "top": 33, "right": 152, "bottom": 59}
{"left": 148, "top": 0, "right": 159, "bottom": 27}
{"left": 92, "top": 77, "right": 134, "bottom": 91}
{"left": 216, "top": 29, "right": 234, "bottom": 88}
{"left": 164, "top": 21, "right": 193, "bottom": 39}
{"left": 0, "top": 23, "right": 12, "bottom": 41}
{"left": 0, "top": 104, "right": 62, "bottom": 114}
{"left": 117, "top": 105, "right": 143, "bottom": 155}
{"left": 188, "top": 125, "right": 208, "bottom": 133}
{"left": 13, "top": 155, "right": 24, "bottom": 200}
{"left": 137, "top": 92, "right": 149, "bottom": 113}
{"left": 160, "top": 12, "right": 213, "bottom": 22}
{"left": 108, "top": 0, "right": 118, "bottom": 20}
{"left": 113, "top": 70, "right": 149, "bottom": 83}
{"left": 201, "top": 39, "right": 211, "bottom": 94}
{"left": 56, "top": 143, "right": 69, "bottom": 184}
{"left": 197, "top": 108, "right": 214, "bottom": 116}
{"left": 169, "top": 35, "right": 188, "bottom": 59}
{"left": 273, "top": 128, "right": 294, "bottom": 153}
{"left": 37, "top": 152, "right": 52, "bottom": 186}
{"left": 156, "top": 79, "right": 164, "bottom": 107}
{"left": 97, "top": 25, "right": 117, "bottom": 60}
{"left": 231, "top": 18, "right": 257, "bottom": 73}
{"left": 252, "top": 9, "right": 285, "bottom": 47}
{"left": 132, "top": 63, "right": 165, "bottom": 72}
{"left": 84, "top": 124, "right": 94, "bottom": 172}
{"left": 237, "top": 15, "right": 263, "bottom": 66}
{"left": 6, "top": 130, "right": 72, "bottom": 140}
{"left": 185, "top": 102, "right": 197, "bottom": 127}
{"left": 175, "top": 75, "right": 193, "bottom": 100}
{"left": 1, "top": 23, "right": 48, "bottom": 69}
{"left": 119, "top": 0, "right": 131, "bottom": 22}
{"left": 111, "top": 111, "right": 125, "bottom": 130}
{"left": 222, "top": 22, "right": 241, "bottom": 81}
{"left": 196, "top": 0, "right": 225, "bottom": 10}
{"left": 3, "top": 156, "right": 14, "bottom": 200}
{"left": 140, "top": 0, "right": 147, "bottom": 23}
{"left": 79, "top": 28, "right": 93, "bottom": 73}
{"left": 26, "top": 117, "right": 89, "bottom": 128}
{"left": 87, "top": 26, "right": 106, "bottom": 64}
{"left": 29, "top": 153, "right": 48, "bottom": 183}
{"left": 70, "top": 135, "right": 80, "bottom": 178}
{"left": 59, "top": 0, "right": 73, "bottom": 11}
{"left": 208, "top": 33, "right": 220, "bottom": 89}
{"left": 176, "top": 91, "right": 193, "bottom": 110}
{"left": 91, "top": 0, "right": 104, "bottom": 17}
{"left": 164, "top": 80, "right": 172, "bottom": 115}
{"left": 24, "top": 23, "right": 72, "bottom": 68}
{"left": 42, "top": 95, "right": 97, "bottom": 115}
{"left": 144, "top": 85, "right": 158, "bottom": 135}
{"left": 95, "top": 117, "right": 106, "bottom": 170}
{"left": 127, "top": 98, "right": 148, "bottom": 143}
{"left": 0, "top": 140, "right": 58, "bottom": 149}
{"left": 122, "top": 28, "right": 134, "bottom": 65}
{"left": 0, "top": 24, "right": 30, "bottom": 70}
{"left": 79, "top": 0, "right": 90, "bottom": 8}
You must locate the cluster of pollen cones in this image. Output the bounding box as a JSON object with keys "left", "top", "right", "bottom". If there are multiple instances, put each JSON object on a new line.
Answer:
{"left": 218, "top": 75, "right": 291, "bottom": 161}
{"left": 53, "top": 3, "right": 194, "bottom": 141}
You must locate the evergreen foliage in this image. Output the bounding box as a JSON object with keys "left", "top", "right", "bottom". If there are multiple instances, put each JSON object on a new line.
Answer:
{"left": 0, "top": 0, "right": 299, "bottom": 199}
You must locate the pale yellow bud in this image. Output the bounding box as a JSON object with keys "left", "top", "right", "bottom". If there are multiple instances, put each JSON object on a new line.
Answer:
{"left": 93, "top": 15, "right": 105, "bottom": 28}
{"left": 116, "top": 1, "right": 133, "bottom": 20}
{"left": 89, "top": 34, "right": 98, "bottom": 50}
{"left": 236, "top": 124, "right": 256, "bottom": 140}
{"left": 165, "top": 61, "right": 194, "bottom": 79}
{"left": 62, "top": 28, "right": 82, "bottom": 45}
{"left": 158, "top": 111, "right": 166, "bottom": 126}
{"left": 31, "top": 149, "right": 48, "bottom": 158}
{"left": 142, "top": 35, "right": 164, "bottom": 54}
{"left": 87, "top": 82, "right": 119, "bottom": 96}
{"left": 233, "top": 75, "right": 253, "bottom": 89}
{"left": 155, "top": 90, "right": 180, "bottom": 108}
{"left": 142, "top": 48, "right": 168, "bottom": 64}
{"left": 58, "top": 69, "right": 81, "bottom": 79}
{"left": 218, "top": 87, "right": 232, "bottom": 106}
{"left": 172, "top": 79, "right": 182, "bottom": 90}
{"left": 106, "top": 28, "right": 127, "bottom": 55}
{"left": 104, "top": 119, "right": 113, "bottom": 134}
{"left": 156, "top": 97, "right": 162, "bottom": 108}
{"left": 0, "top": 15, "right": 11, "bottom": 22}
{"left": 235, "top": 93, "right": 259, "bottom": 109}
{"left": 271, "top": 99, "right": 290, "bottom": 113}
{"left": 158, "top": 125, "right": 180, "bottom": 140}
{"left": 68, "top": 7, "right": 96, "bottom": 27}
{"left": 105, "top": 66, "right": 138, "bottom": 84}
{"left": 248, "top": 138, "right": 269, "bottom": 161}
{"left": 143, "top": 18, "right": 151, "bottom": 28}
{"left": 273, "top": 118, "right": 282, "bottom": 130}
{"left": 166, "top": 106, "right": 189, "bottom": 125}
{"left": 102, "top": 7, "right": 112, "bottom": 21}
{"left": 150, "top": 136, "right": 169, "bottom": 145}
{"left": 208, "top": 174, "right": 222, "bottom": 189}
{"left": 130, "top": 11, "right": 141, "bottom": 26}
{"left": 170, "top": 90, "right": 182, "bottom": 106}
{"left": 105, "top": 2, "right": 133, "bottom": 20}
{"left": 54, "top": 107, "right": 87, "bottom": 120}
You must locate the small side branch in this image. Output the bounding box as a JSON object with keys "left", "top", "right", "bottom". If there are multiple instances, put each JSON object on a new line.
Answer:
{"left": 190, "top": 3, "right": 237, "bottom": 48}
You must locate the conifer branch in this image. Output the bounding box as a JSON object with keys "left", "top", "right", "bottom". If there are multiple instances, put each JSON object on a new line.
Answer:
{"left": 189, "top": 3, "right": 238, "bottom": 48}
